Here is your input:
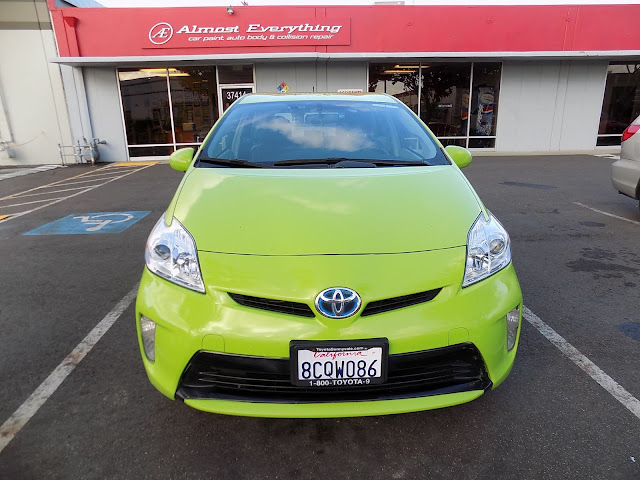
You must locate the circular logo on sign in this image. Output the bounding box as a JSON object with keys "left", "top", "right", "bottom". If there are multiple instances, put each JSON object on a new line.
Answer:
{"left": 149, "top": 23, "right": 173, "bottom": 45}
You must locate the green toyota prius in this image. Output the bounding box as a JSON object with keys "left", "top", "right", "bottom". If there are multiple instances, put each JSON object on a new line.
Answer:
{"left": 136, "top": 93, "right": 522, "bottom": 418}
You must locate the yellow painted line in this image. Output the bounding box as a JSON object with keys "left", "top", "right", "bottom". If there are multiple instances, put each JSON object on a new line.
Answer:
{"left": 110, "top": 161, "right": 158, "bottom": 167}
{"left": 0, "top": 214, "right": 10, "bottom": 220}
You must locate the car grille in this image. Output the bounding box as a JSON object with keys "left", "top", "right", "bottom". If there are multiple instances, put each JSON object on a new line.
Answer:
{"left": 176, "top": 343, "right": 491, "bottom": 403}
{"left": 360, "top": 289, "right": 441, "bottom": 316}
{"left": 227, "top": 288, "right": 441, "bottom": 318}
{"left": 228, "top": 293, "right": 315, "bottom": 318}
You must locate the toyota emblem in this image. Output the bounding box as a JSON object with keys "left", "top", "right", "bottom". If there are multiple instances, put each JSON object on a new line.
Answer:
{"left": 315, "top": 287, "right": 361, "bottom": 319}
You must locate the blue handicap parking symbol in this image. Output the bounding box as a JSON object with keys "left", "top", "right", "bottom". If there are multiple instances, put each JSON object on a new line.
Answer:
{"left": 23, "top": 211, "right": 151, "bottom": 235}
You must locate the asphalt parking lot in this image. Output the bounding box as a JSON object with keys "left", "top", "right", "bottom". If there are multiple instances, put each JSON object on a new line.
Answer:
{"left": 0, "top": 155, "right": 639, "bottom": 479}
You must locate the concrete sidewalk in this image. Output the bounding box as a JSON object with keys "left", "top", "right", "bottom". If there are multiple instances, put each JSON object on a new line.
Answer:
{"left": 0, "top": 165, "right": 64, "bottom": 181}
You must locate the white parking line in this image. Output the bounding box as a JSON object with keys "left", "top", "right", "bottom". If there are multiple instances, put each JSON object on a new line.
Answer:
{"left": 54, "top": 176, "right": 133, "bottom": 187}
{"left": 12, "top": 186, "right": 91, "bottom": 198}
{"left": 0, "top": 197, "right": 65, "bottom": 209}
{"left": 0, "top": 165, "right": 112, "bottom": 201}
{"left": 80, "top": 169, "right": 131, "bottom": 177}
{"left": 0, "top": 164, "right": 155, "bottom": 224}
{"left": 64, "top": 171, "right": 135, "bottom": 182}
{"left": 0, "top": 300, "right": 638, "bottom": 455}
{"left": 523, "top": 306, "right": 640, "bottom": 421}
{"left": 574, "top": 202, "right": 640, "bottom": 226}
{"left": 0, "top": 284, "right": 139, "bottom": 455}
{"left": 0, "top": 188, "right": 93, "bottom": 222}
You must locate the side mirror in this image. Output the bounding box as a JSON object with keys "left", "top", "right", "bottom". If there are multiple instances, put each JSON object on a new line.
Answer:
{"left": 445, "top": 145, "right": 472, "bottom": 169}
{"left": 169, "top": 147, "right": 195, "bottom": 172}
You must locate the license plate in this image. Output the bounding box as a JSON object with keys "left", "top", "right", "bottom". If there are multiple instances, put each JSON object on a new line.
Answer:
{"left": 290, "top": 339, "right": 388, "bottom": 387}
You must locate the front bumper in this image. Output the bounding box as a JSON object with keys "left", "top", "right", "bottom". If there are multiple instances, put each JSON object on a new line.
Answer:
{"left": 177, "top": 343, "right": 492, "bottom": 402}
{"left": 184, "top": 391, "right": 486, "bottom": 418}
{"left": 136, "top": 247, "right": 522, "bottom": 417}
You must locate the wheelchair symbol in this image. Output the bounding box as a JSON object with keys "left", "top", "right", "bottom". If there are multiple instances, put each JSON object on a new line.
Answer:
{"left": 73, "top": 213, "right": 135, "bottom": 232}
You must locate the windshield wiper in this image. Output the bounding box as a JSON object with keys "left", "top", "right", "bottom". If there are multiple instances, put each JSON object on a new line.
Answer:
{"left": 198, "top": 157, "right": 272, "bottom": 168}
{"left": 273, "top": 158, "right": 428, "bottom": 167}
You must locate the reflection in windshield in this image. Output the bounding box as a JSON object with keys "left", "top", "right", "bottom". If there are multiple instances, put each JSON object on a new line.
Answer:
{"left": 256, "top": 117, "right": 374, "bottom": 152}
{"left": 201, "top": 99, "right": 449, "bottom": 166}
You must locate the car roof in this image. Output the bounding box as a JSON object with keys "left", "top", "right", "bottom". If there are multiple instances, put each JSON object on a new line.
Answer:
{"left": 236, "top": 93, "right": 398, "bottom": 105}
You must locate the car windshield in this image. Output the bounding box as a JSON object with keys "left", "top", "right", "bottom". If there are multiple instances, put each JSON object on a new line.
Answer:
{"left": 197, "top": 99, "right": 449, "bottom": 168}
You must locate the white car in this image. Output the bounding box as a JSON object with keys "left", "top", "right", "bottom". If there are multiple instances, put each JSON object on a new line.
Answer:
{"left": 612, "top": 114, "right": 640, "bottom": 210}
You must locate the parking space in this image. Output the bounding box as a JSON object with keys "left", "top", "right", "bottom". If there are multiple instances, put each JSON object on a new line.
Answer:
{"left": 0, "top": 163, "right": 157, "bottom": 225}
{"left": 464, "top": 156, "right": 640, "bottom": 403}
{"left": 0, "top": 156, "right": 639, "bottom": 479}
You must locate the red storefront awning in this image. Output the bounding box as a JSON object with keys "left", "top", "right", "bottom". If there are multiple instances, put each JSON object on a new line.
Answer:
{"left": 48, "top": 3, "right": 640, "bottom": 64}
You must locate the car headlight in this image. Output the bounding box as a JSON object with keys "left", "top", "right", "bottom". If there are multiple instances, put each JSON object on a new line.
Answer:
{"left": 462, "top": 212, "right": 511, "bottom": 287}
{"left": 145, "top": 215, "right": 205, "bottom": 293}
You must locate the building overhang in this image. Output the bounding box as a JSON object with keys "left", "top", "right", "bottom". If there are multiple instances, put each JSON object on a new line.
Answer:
{"left": 47, "top": 4, "right": 640, "bottom": 65}
{"left": 51, "top": 50, "right": 640, "bottom": 67}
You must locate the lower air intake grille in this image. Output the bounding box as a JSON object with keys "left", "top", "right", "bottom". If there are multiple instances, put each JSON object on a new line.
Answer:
{"left": 176, "top": 343, "right": 491, "bottom": 403}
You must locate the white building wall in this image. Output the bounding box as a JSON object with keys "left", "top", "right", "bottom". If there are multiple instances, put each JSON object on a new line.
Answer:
{"left": 555, "top": 61, "right": 609, "bottom": 151}
{"left": 0, "top": 1, "right": 73, "bottom": 165}
{"left": 496, "top": 60, "right": 608, "bottom": 153}
{"left": 59, "top": 65, "right": 94, "bottom": 147}
{"left": 325, "top": 62, "right": 368, "bottom": 92}
{"left": 83, "top": 67, "right": 128, "bottom": 162}
{"left": 255, "top": 61, "right": 367, "bottom": 93}
{"left": 255, "top": 62, "right": 319, "bottom": 93}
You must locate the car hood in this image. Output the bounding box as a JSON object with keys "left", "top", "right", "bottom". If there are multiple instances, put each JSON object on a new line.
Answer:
{"left": 172, "top": 166, "right": 482, "bottom": 255}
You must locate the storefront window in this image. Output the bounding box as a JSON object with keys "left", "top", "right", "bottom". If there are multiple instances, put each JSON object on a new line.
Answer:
{"left": 127, "top": 146, "right": 174, "bottom": 157}
{"left": 169, "top": 67, "right": 218, "bottom": 146}
{"left": 469, "top": 63, "right": 501, "bottom": 148}
{"left": 119, "top": 69, "right": 173, "bottom": 148}
{"left": 439, "top": 138, "right": 467, "bottom": 147}
{"left": 368, "top": 63, "right": 420, "bottom": 114}
{"left": 218, "top": 65, "right": 254, "bottom": 84}
{"left": 420, "top": 63, "right": 471, "bottom": 138}
{"left": 368, "top": 62, "right": 502, "bottom": 148}
{"left": 118, "top": 65, "right": 253, "bottom": 158}
{"left": 597, "top": 63, "right": 640, "bottom": 146}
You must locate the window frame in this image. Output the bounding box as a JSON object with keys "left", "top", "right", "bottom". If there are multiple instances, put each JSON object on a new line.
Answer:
{"left": 367, "top": 61, "right": 502, "bottom": 150}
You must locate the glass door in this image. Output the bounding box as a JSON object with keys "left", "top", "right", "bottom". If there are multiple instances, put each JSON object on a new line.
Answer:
{"left": 169, "top": 67, "right": 218, "bottom": 152}
{"left": 218, "top": 85, "right": 255, "bottom": 116}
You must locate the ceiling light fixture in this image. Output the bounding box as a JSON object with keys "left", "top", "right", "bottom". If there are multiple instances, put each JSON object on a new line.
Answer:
{"left": 383, "top": 69, "right": 415, "bottom": 74}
